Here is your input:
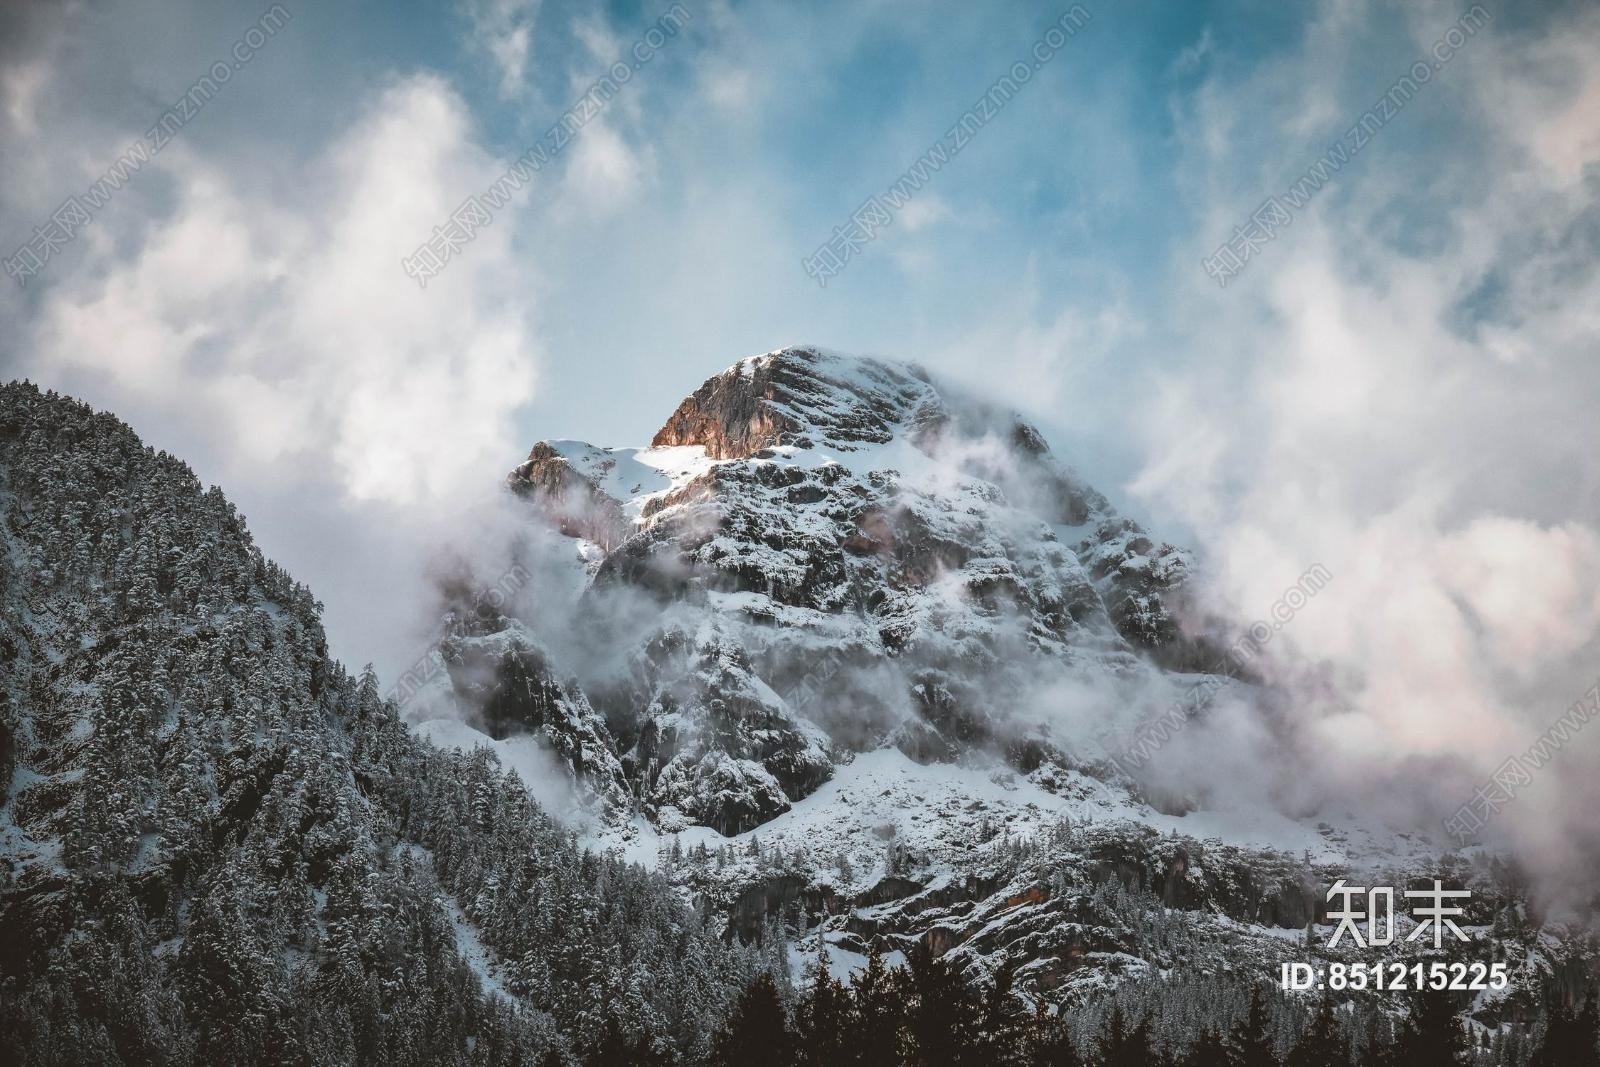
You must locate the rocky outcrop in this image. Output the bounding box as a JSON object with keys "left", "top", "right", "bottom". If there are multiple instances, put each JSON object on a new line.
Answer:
{"left": 508, "top": 441, "right": 631, "bottom": 550}
{"left": 432, "top": 611, "right": 631, "bottom": 811}
{"left": 600, "top": 632, "right": 834, "bottom": 833}
{"left": 650, "top": 361, "right": 803, "bottom": 458}
{"left": 650, "top": 347, "right": 934, "bottom": 457}
{"left": 1073, "top": 516, "right": 1232, "bottom": 673}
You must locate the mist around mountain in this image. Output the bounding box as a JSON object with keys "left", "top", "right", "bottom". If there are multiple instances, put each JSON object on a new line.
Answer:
{"left": 2, "top": 354, "right": 1597, "bottom": 1065}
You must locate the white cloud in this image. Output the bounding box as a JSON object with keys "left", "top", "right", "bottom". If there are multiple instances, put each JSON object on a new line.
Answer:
{"left": 2, "top": 55, "right": 50, "bottom": 136}
{"left": 561, "top": 118, "right": 649, "bottom": 215}
{"left": 1129, "top": 0, "right": 1600, "bottom": 891}
{"left": 1172, "top": 26, "right": 1214, "bottom": 76}
{"left": 27, "top": 74, "right": 541, "bottom": 509}
{"left": 925, "top": 277, "right": 1140, "bottom": 453}
{"left": 1467, "top": 3, "right": 1600, "bottom": 189}
{"left": 1439, "top": 518, "right": 1600, "bottom": 676}
{"left": 896, "top": 195, "right": 950, "bottom": 234}
{"left": 463, "top": 0, "right": 542, "bottom": 98}
{"left": 6, "top": 69, "right": 548, "bottom": 682}
{"left": 698, "top": 63, "right": 763, "bottom": 118}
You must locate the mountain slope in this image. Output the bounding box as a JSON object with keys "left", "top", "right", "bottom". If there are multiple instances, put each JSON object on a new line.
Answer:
{"left": 0, "top": 382, "right": 755, "bottom": 1065}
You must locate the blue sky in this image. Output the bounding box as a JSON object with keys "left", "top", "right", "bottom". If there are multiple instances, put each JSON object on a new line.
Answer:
{"left": 5, "top": 0, "right": 1600, "bottom": 867}
{"left": 3, "top": 0, "right": 1574, "bottom": 460}
{"left": 0, "top": 0, "right": 1354, "bottom": 473}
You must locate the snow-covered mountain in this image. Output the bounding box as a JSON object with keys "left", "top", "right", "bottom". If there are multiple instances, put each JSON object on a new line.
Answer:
{"left": 4, "top": 358, "right": 1590, "bottom": 1065}
{"left": 414, "top": 347, "right": 1585, "bottom": 1030}
{"left": 487, "top": 348, "right": 1210, "bottom": 827}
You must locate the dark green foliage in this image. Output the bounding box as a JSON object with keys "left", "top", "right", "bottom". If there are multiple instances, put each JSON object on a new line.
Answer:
{"left": 1183, "top": 1025, "right": 1227, "bottom": 1067}
{"left": 1529, "top": 986, "right": 1600, "bottom": 1067}
{"left": 795, "top": 943, "right": 850, "bottom": 1067}
{"left": 1287, "top": 999, "right": 1346, "bottom": 1067}
{"left": 978, "top": 955, "right": 1027, "bottom": 1066}
{"left": 851, "top": 945, "right": 906, "bottom": 1067}
{"left": 0, "top": 383, "right": 744, "bottom": 1065}
{"left": 1025, "top": 1003, "right": 1083, "bottom": 1067}
{"left": 1098, "top": 1004, "right": 1155, "bottom": 1067}
{"left": 1228, "top": 986, "right": 1277, "bottom": 1067}
{"left": 711, "top": 972, "right": 793, "bottom": 1067}
{"left": 1394, "top": 988, "right": 1467, "bottom": 1067}
{"left": 904, "top": 943, "right": 984, "bottom": 1067}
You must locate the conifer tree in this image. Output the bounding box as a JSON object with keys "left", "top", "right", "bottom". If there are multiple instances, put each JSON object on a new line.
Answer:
{"left": 712, "top": 972, "right": 795, "bottom": 1067}
{"left": 1099, "top": 1004, "right": 1155, "bottom": 1067}
{"left": 978, "top": 955, "right": 1027, "bottom": 1066}
{"left": 796, "top": 942, "right": 851, "bottom": 1067}
{"left": 1025, "top": 1001, "right": 1083, "bottom": 1067}
{"left": 1183, "top": 1025, "right": 1228, "bottom": 1067}
{"left": 1394, "top": 987, "right": 1467, "bottom": 1067}
{"left": 905, "top": 943, "right": 984, "bottom": 1067}
{"left": 1530, "top": 990, "right": 1600, "bottom": 1067}
{"left": 1287, "top": 999, "right": 1345, "bottom": 1067}
{"left": 582, "top": 1018, "right": 632, "bottom": 1067}
{"left": 1579, "top": 991, "right": 1600, "bottom": 1067}
{"left": 1227, "top": 986, "right": 1277, "bottom": 1067}
{"left": 851, "top": 945, "right": 905, "bottom": 1067}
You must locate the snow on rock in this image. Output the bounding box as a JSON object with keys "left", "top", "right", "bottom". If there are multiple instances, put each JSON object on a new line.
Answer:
{"left": 404, "top": 347, "right": 1574, "bottom": 1015}
{"left": 404, "top": 610, "right": 630, "bottom": 814}
{"left": 470, "top": 348, "right": 1422, "bottom": 861}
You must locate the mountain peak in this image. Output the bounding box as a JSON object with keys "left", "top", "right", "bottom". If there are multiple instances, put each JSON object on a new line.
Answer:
{"left": 650, "top": 346, "right": 939, "bottom": 459}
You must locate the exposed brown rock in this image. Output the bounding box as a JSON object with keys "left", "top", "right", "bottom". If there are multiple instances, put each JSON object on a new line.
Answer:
{"left": 507, "top": 442, "right": 631, "bottom": 550}
{"left": 650, "top": 347, "right": 934, "bottom": 458}
{"left": 650, "top": 359, "right": 802, "bottom": 458}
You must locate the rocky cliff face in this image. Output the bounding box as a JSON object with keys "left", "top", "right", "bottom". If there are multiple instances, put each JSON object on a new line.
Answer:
{"left": 649, "top": 349, "right": 923, "bottom": 457}
{"left": 593, "top": 628, "right": 833, "bottom": 835}
{"left": 508, "top": 441, "right": 632, "bottom": 551}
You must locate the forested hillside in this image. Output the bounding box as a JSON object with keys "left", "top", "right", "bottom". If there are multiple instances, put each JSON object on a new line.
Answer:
{"left": 0, "top": 382, "right": 754, "bottom": 1065}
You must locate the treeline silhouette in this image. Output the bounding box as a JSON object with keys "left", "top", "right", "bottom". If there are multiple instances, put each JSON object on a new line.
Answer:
{"left": 688, "top": 945, "right": 1596, "bottom": 1067}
